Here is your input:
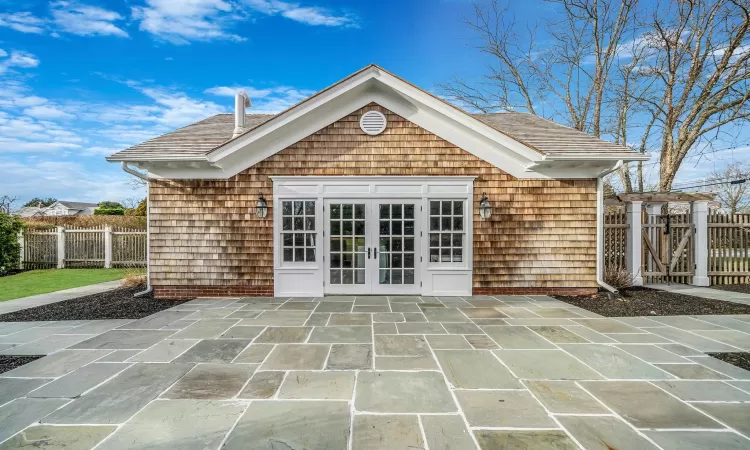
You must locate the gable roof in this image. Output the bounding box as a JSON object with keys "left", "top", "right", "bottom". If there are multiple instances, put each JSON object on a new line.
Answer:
{"left": 55, "top": 201, "right": 99, "bottom": 209}
{"left": 108, "top": 64, "right": 649, "bottom": 180}
{"left": 108, "top": 111, "right": 635, "bottom": 162}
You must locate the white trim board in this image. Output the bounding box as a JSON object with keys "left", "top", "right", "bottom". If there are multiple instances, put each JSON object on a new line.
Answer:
{"left": 272, "top": 176, "right": 474, "bottom": 297}
{"left": 130, "top": 66, "right": 647, "bottom": 181}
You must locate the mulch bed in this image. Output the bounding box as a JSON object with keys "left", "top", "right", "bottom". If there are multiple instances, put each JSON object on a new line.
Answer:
{"left": 710, "top": 284, "right": 750, "bottom": 295}
{"left": 709, "top": 353, "right": 750, "bottom": 372}
{"left": 0, "top": 356, "right": 43, "bottom": 374}
{"left": 0, "top": 287, "right": 192, "bottom": 322}
{"left": 553, "top": 286, "right": 750, "bottom": 317}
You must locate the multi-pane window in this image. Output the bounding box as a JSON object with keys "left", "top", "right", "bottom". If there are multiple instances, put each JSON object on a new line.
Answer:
{"left": 379, "top": 203, "right": 416, "bottom": 285}
{"left": 429, "top": 200, "right": 464, "bottom": 263}
{"left": 329, "top": 203, "right": 367, "bottom": 285}
{"left": 282, "top": 200, "right": 316, "bottom": 263}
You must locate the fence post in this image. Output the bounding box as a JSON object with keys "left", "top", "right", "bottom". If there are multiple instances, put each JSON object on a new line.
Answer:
{"left": 104, "top": 226, "right": 112, "bottom": 269}
{"left": 692, "top": 201, "right": 710, "bottom": 287}
{"left": 17, "top": 230, "right": 24, "bottom": 269}
{"left": 626, "top": 201, "right": 643, "bottom": 286}
{"left": 56, "top": 226, "right": 65, "bottom": 269}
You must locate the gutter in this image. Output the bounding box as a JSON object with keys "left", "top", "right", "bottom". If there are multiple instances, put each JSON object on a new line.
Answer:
{"left": 596, "top": 160, "right": 624, "bottom": 295}
{"left": 120, "top": 162, "right": 153, "bottom": 298}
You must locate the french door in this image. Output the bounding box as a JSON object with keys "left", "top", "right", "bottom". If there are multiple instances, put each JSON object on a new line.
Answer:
{"left": 324, "top": 199, "right": 421, "bottom": 295}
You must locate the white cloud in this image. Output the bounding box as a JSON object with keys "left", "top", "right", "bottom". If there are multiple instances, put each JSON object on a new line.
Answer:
{"left": 0, "top": 49, "right": 6, "bottom": 58}
{"left": 203, "top": 84, "right": 314, "bottom": 113}
{"left": 51, "top": 1, "right": 128, "bottom": 37}
{"left": 82, "top": 145, "right": 123, "bottom": 156}
{"left": 132, "top": 0, "right": 246, "bottom": 45}
{"left": 0, "top": 50, "right": 40, "bottom": 74}
{"left": 0, "top": 11, "right": 46, "bottom": 34}
{"left": 244, "top": 0, "right": 357, "bottom": 27}
{"left": 23, "top": 105, "right": 74, "bottom": 120}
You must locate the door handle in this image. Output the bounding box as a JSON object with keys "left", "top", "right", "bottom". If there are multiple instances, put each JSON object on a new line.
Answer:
{"left": 374, "top": 248, "right": 378, "bottom": 259}
{"left": 367, "top": 247, "right": 371, "bottom": 259}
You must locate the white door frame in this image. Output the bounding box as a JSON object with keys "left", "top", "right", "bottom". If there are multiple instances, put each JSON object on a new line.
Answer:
{"left": 272, "top": 176, "right": 475, "bottom": 297}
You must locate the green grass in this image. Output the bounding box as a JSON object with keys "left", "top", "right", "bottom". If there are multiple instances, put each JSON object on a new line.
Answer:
{"left": 0, "top": 269, "right": 134, "bottom": 302}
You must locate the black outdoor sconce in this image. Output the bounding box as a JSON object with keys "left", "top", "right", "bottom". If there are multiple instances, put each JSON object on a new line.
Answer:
{"left": 256, "top": 192, "right": 268, "bottom": 218}
{"left": 479, "top": 192, "right": 492, "bottom": 220}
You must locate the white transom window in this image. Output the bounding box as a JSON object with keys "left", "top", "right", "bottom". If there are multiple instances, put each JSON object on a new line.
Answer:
{"left": 281, "top": 200, "right": 316, "bottom": 263}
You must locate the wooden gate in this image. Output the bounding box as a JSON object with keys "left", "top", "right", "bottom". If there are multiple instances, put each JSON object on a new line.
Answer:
{"left": 642, "top": 212, "right": 694, "bottom": 284}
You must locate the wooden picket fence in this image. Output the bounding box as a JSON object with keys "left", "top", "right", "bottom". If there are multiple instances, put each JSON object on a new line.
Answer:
{"left": 708, "top": 211, "right": 750, "bottom": 285}
{"left": 603, "top": 208, "right": 750, "bottom": 285}
{"left": 20, "top": 226, "right": 146, "bottom": 270}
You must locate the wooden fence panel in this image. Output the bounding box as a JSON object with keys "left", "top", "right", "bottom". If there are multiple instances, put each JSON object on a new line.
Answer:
{"left": 21, "top": 226, "right": 146, "bottom": 269}
{"left": 709, "top": 211, "right": 750, "bottom": 285}
{"left": 603, "top": 210, "right": 628, "bottom": 270}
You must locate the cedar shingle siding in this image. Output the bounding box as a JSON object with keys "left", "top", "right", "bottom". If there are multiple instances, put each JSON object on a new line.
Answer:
{"left": 150, "top": 104, "right": 597, "bottom": 297}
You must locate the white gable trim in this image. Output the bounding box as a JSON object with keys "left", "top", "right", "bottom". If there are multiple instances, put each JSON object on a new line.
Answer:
{"left": 143, "top": 66, "right": 647, "bottom": 180}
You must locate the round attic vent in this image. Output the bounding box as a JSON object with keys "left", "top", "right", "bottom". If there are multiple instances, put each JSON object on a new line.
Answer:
{"left": 359, "top": 111, "right": 387, "bottom": 135}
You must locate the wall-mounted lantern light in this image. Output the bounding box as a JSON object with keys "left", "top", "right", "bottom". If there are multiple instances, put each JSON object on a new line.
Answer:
{"left": 479, "top": 192, "right": 492, "bottom": 220}
{"left": 256, "top": 193, "right": 268, "bottom": 218}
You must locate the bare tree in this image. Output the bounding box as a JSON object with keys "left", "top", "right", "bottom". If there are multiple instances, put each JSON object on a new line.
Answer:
{"left": 708, "top": 162, "right": 750, "bottom": 213}
{"left": 0, "top": 196, "right": 18, "bottom": 214}
{"left": 121, "top": 197, "right": 142, "bottom": 209}
{"left": 443, "top": 0, "right": 750, "bottom": 193}
{"left": 639, "top": 0, "right": 750, "bottom": 191}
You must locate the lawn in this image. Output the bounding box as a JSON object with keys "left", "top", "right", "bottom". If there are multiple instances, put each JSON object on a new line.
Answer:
{"left": 0, "top": 269, "right": 133, "bottom": 302}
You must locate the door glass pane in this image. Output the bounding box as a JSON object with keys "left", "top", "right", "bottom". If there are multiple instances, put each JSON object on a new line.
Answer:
{"left": 329, "top": 203, "right": 366, "bottom": 285}
{"left": 378, "top": 203, "right": 417, "bottom": 286}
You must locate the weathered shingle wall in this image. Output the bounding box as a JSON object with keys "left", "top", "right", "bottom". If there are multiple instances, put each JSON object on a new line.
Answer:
{"left": 150, "top": 104, "right": 597, "bottom": 297}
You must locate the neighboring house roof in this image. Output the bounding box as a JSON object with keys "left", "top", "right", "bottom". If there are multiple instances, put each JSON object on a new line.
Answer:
{"left": 54, "top": 201, "right": 99, "bottom": 209}
{"left": 13, "top": 206, "right": 45, "bottom": 217}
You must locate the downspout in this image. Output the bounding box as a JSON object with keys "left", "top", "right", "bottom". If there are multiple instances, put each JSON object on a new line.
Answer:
{"left": 596, "top": 160, "right": 623, "bottom": 295}
{"left": 121, "top": 162, "right": 152, "bottom": 297}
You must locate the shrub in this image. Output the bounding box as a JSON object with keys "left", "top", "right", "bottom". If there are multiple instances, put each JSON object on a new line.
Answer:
{"left": 120, "top": 266, "right": 147, "bottom": 288}
{"left": 0, "top": 211, "right": 23, "bottom": 274}
{"left": 21, "top": 215, "right": 145, "bottom": 230}
{"left": 603, "top": 266, "right": 637, "bottom": 290}
{"left": 125, "top": 198, "right": 146, "bottom": 216}
{"left": 94, "top": 208, "right": 125, "bottom": 216}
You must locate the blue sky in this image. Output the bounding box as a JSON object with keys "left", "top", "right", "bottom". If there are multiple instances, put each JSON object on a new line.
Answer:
{"left": 1, "top": 0, "right": 747, "bottom": 207}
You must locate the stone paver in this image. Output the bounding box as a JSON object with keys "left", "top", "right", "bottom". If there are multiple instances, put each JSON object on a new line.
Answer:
{"left": 644, "top": 430, "right": 750, "bottom": 450}
{"left": 173, "top": 339, "right": 250, "bottom": 363}
{"left": 524, "top": 380, "right": 608, "bottom": 414}
{"left": 237, "top": 371, "right": 285, "bottom": 399}
{"left": 355, "top": 371, "right": 455, "bottom": 413}
{"left": 43, "top": 363, "right": 193, "bottom": 424}
{"left": 0, "top": 399, "right": 74, "bottom": 443}
{"left": 0, "top": 425, "right": 116, "bottom": 450}
{"left": 353, "top": 415, "right": 424, "bottom": 449}
{"left": 223, "top": 401, "right": 350, "bottom": 449}
{"left": 326, "top": 343, "right": 372, "bottom": 369}
{"left": 27, "top": 363, "right": 129, "bottom": 398}
{"left": 494, "top": 349, "right": 603, "bottom": 380}
{"left": 102, "top": 400, "right": 246, "bottom": 450}
{"left": 162, "top": 363, "right": 255, "bottom": 399}
{"left": 2, "top": 294, "right": 750, "bottom": 449}
{"left": 278, "top": 371, "right": 355, "bottom": 399}
{"left": 557, "top": 415, "right": 659, "bottom": 449}
{"left": 581, "top": 381, "right": 723, "bottom": 429}
{"left": 474, "top": 430, "right": 578, "bottom": 450}
{"left": 456, "top": 389, "right": 556, "bottom": 428}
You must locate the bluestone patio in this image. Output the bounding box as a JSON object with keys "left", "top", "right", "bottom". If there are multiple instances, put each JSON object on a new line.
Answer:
{"left": 1, "top": 294, "right": 749, "bottom": 449}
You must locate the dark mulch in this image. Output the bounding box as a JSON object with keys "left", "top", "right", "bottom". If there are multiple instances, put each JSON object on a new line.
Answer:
{"left": 0, "top": 356, "right": 43, "bottom": 374}
{"left": 553, "top": 286, "right": 750, "bottom": 317}
{"left": 0, "top": 287, "right": 192, "bottom": 322}
{"left": 709, "top": 352, "right": 750, "bottom": 372}
{"left": 710, "top": 284, "right": 750, "bottom": 295}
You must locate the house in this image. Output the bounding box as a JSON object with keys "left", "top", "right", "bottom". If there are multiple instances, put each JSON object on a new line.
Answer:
{"left": 107, "top": 65, "right": 648, "bottom": 298}
{"left": 42, "top": 201, "right": 99, "bottom": 216}
{"left": 14, "top": 201, "right": 99, "bottom": 217}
